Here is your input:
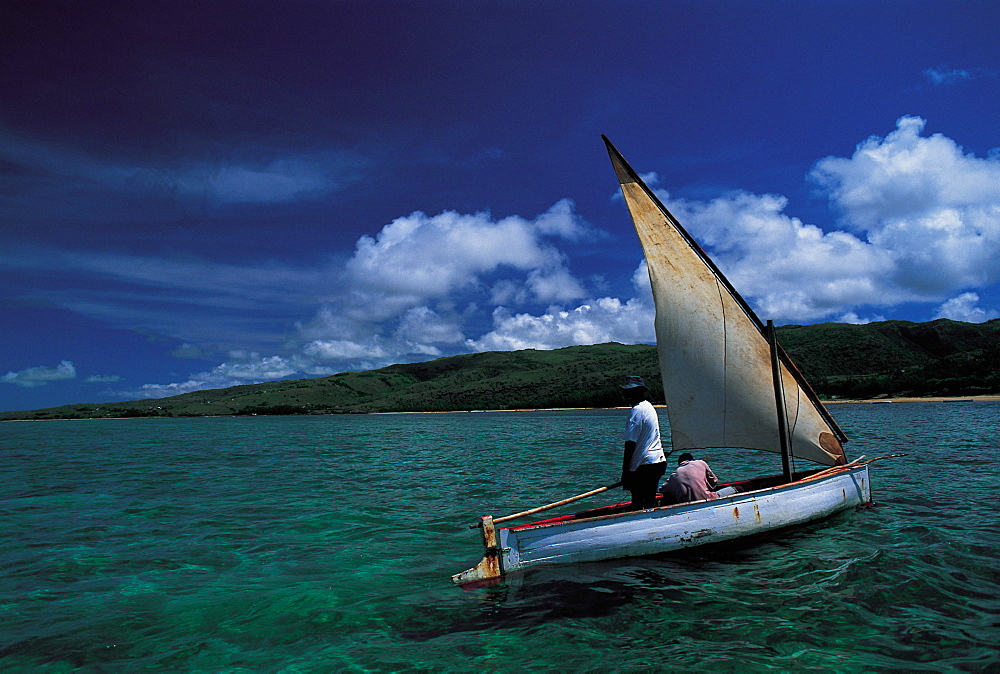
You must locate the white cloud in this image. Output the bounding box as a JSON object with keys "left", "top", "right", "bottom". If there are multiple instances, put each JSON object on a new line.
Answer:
{"left": 631, "top": 261, "right": 653, "bottom": 300}
{"left": 837, "top": 312, "right": 886, "bottom": 325}
{"left": 533, "top": 197, "right": 591, "bottom": 239}
{"left": 303, "top": 339, "right": 387, "bottom": 361}
{"left": 298, "top": 306, "right": 466, "bottom": 369}
{"left": 344, "top": 199, "right": 588, "bottom": 303}
{"left": 213, "top": 355, "right": 296, "bottom": 380}
{"left": 525, "top": 267, "right": 586, "bottom": 303}
{"left": 811, "top": 116, "right": 1000, "bottom": 297}
{"left": 934, "top": 292, "right": 999, "bottom": 323}
{"left": 489, "top": 279, "right": 526, "bottom": 305}
{"left": 467, "top": 260, "right": 656, "bottom": 352}
{"left": 123, "top": 355, "right": 296, "bottom": 399}
{"left": 664, "top": 190, "right": 900, "bottom": 321}
{"left": 293, "top": 199, "right": 596, "bottom": 362}
{"left": 393, "top": 306, "right": 466, "bottom": 346}
{"left": 468, "top": 296, "right": 655, "bottom": 352}
{"left": 2, "top": 361, "right": 76, "bottom": 388}
{"left": 812, "top": 117, "right": 999, "bottom": 226}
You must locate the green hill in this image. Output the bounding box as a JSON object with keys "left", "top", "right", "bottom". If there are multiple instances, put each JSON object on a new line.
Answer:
{"left": 3, "top": 318, "right": 998, "bottom": 421}
{"left": 778, "top": 318, "right": 1000, "bottom": 399}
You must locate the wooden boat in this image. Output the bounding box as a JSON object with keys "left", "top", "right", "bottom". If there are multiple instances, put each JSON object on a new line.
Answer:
{"left": 453, "top": 136, "right": 877, "bottom": 586}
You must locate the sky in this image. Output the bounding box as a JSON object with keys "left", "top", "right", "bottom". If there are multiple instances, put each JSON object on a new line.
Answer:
{"left": 2, "top": 0, "right": 999, "bottom": 412}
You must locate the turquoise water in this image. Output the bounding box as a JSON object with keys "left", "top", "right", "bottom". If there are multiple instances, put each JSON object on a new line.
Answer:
{"left": 1, "top": 404, "right": 997, "bottom": 671}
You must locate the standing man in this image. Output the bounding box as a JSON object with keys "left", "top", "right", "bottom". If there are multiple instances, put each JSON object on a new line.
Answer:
{"left": 620, "top": 376, "right": 667, "bottom": 510}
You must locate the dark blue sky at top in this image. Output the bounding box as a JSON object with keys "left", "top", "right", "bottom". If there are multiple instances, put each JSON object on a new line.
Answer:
{"left": 2, "top": 0, "right": 998, "bottom": 411}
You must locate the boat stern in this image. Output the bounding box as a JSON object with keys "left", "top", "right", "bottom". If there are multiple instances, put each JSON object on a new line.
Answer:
{"left": 452, "top": 515, "right": 504, "bottom": 587}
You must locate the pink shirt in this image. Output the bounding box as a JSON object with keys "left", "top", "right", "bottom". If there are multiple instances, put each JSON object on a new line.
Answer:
{"left": 662, "top": 460, "right": 719, "bottom": 503}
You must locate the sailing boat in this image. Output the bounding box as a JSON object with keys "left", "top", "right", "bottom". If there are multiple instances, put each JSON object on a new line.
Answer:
{"left": 453, "top": 137, "right": 873, "bottom": 586}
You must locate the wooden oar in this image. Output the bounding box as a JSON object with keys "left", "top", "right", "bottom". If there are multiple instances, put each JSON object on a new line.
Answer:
{"left": 797, "top": 453, "right": 908, "bottom": 483}
{"left": 801, "top": 455, "right": 867, "bottom": 482}
{"left": 854, "top": 453, "right": 908, "bottom": 466}
{"left": 470, "top": 482, "right": 622, "bottom": 529}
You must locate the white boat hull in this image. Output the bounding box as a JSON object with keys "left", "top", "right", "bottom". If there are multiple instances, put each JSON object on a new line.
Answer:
{"left": 454, "top": 465, "right": 870, "bottom": 585}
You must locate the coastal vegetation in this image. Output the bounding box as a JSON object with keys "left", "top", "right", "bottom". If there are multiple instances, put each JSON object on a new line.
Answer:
{"left": 3, "top": 318, "right": 998, "bottom": 421}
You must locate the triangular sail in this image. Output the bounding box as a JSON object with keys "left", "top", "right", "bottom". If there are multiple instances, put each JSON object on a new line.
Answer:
{"left": 604, "top": 136, "right": 847, "bottom": 467}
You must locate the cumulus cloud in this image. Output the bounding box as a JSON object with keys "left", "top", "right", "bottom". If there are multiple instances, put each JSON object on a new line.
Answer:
{"left": 525, "top": 268, "right": 587, "bottom": 303}
{"left": 838, "top": 312, "right": 886, "bottom": 325}
{"left": 467, "top": 265, "right": 656, "bottom": 351}
{"left": 344, "top": 199, "right": 588, "bottom": 303}
{"left": 393, "top": 306, "right": 466, "bottom": 347}
{"left": 123, "top": 354, "right": 296, "bottom": 399}
{"left": 297, "top": 199, "right": 595, "bottom": 365}
{"left": 2, "top": 361, "right": 76, "bottom": 388}
{"left": 467, "top": 297, "right": 655, "bottom": 352}
{"left": 812, "top": 116, "right": 1000, "bottom": 297}
{"left": 215, "top": 355, "right": 296, "bottom": 380}
{"left": 303, "top": 339, "right": 388, "bottom": 362}
{"left": 934, "top": 292, "right": 999, "bottom": 323}
{"left": 664, "top": 191, "right": 899, "bottom": 321}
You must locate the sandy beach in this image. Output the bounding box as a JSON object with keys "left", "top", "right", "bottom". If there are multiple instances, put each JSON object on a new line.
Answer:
{"left": 824, "top": 394, "right": 1000, "bottom": 405}
{"left": 5, "top": 394, "right": 998, "bottom": 421}
{"left": 375, "top": 394, "right": 1000, "bottom": 415}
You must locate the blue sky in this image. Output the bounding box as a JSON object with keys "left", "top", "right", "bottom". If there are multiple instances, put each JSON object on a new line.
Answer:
{"left": 2, "top": 0, "right": 998, "bottom": 411}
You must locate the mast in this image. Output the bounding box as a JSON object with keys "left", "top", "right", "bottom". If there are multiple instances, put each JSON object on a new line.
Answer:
{"left": 767, "top": 321, "right": 793, "bottom": 482}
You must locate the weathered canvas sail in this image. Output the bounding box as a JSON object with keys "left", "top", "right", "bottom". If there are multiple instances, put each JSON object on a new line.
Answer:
{"left": 604, "top": 136, "right": 847, "bottom": 466}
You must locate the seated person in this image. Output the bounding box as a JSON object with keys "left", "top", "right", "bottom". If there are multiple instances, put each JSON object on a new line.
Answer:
{"left": 659, "top": 453, "right": 738, "bottom": 504}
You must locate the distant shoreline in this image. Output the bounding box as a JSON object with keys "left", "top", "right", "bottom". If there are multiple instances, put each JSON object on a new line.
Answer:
{"left": 4, "top": 394, "right": 998, "bottom": 422}
{"left": 375, "top": 394, "right": 1000, "bottom": 414}
{"left": 823, "top": 394, "right": 1000, "bottom": 405}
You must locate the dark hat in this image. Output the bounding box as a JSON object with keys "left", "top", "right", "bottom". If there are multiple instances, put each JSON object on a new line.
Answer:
{"left": 620, "top": 375, "right": 647, "bottom": 390}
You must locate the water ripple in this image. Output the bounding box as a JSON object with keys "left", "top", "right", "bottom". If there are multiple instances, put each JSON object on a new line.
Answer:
{"left": 1, "top": 407, "right": 997, "bottom": 670}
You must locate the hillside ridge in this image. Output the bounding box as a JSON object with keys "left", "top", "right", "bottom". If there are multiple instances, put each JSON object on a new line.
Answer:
{"left": 3, "top": 318, "right": 998, "bottom": 420}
